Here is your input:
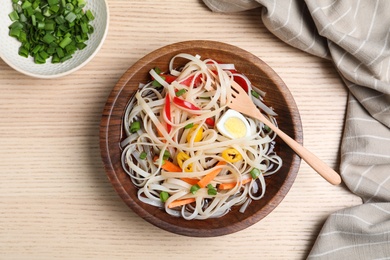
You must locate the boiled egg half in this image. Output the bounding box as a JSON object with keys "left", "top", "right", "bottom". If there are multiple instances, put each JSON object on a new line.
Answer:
{"left": 216, "top": 109, "right": 251, "bottom": 139}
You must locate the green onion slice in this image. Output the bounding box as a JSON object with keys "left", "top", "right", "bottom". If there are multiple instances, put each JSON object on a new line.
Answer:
{"left": 130, "top": 121, "right": 141, "bottom": 133}
{"left": 160, "top": 191, "right": 169, "bottom": 202}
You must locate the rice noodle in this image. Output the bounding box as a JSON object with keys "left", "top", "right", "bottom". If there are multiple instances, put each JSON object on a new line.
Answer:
{"left": 120, "top": 53, "right": 282, "bottom": 220}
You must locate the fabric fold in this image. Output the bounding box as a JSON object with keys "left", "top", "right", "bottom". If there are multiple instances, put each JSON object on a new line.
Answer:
{"left": 203, "top": 0, "right": 390, "bottom": 258}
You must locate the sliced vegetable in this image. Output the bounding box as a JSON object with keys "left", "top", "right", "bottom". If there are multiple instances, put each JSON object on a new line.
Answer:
{"left": 197, "top": 161, "right": 226, "bottom": 188}
{"left": 207, "top": 184, "right": 217, "bottom": 195}
{"left": 158, "top": 159, "right": 182, "bottom": 172}
{"left": 218, "top": 178, "right": 251, "bottom": 190}
{"left": 160, "top": 191, "right": 169, "bottom": 202}
{"left": 172, "top": 97, "right": 201, "bottom": 113}
{"left": 251, "top": 90, "right": 260, "bottom": 98}
{"left": 221, "top": 148, "right": 243, "bottom": 163}
{"left": 205, "top": 117, "right": 215, "bottom": 127}
{"left": 250, "top": 168, "right": 261, "bottom": 179}
{"left": 139, "top": 151, "right": 147, "bottom": 160}
{"left": 184, "top": 123, "right": 194, "bottom": 129}
{"left": 175, "top": 89, "right": 187, "bottom": 97}
{"left": 180, "top": 74, "right": 202, "bottom": 87}
{"left": 167, "top": 198, "right": 196, "bottom": 209}
{"left": 190, "top": 184, "right": 200, "bottom": 194}
{"left": 162, "top": 150, "right": 170, "bottom": 160}
{"left": 180, "top": 178, "right": 199, "bottom": 185}
{"left": 176, "top": 152, "right": 192, "bottom": 172}
{"left": 186, "top": 124, "right": 203, "bottom": 143}
{"left": 163, "top": 94, "right": 172, "bottom": 133}
{"left": 233, "top": 74, "right": 249, "bottom": 93}
{"left": 130, "top": 121, "right": 141, "bottom": 133}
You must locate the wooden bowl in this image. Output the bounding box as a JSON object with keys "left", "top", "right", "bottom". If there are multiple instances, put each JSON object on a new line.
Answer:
{"left": 100, "top": 40, "right": 302, "bottom": 237}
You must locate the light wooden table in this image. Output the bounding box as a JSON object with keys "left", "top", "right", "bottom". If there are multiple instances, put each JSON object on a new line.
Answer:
{"left": 0, "top": 1, "right": 362, "bottom": 259}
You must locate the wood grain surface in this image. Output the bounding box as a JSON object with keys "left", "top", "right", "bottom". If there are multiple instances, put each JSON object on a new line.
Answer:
{"left": 0, "top": 1, "right": 361, "bottom": 259}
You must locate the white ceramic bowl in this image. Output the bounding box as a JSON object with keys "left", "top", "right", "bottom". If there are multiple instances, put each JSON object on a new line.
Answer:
{"left": 0, "top": 0, "right": 109, "bottom": 79}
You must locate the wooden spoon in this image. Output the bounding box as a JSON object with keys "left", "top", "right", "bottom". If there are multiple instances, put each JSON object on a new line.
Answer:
{"left": 229, "top": 81, "right": 342, "bottom": 185}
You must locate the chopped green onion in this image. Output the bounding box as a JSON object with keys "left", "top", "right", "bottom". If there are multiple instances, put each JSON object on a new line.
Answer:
{"left": 152, "top": 80, "right": 162, "bottom": 87}
{"left": 18, "top": 46, "right": 29, "bottom": 58}
{"left": 251, "top": 90, "right": 260, "bottom": 99}
{"left": 250, "top": 168, "right": 261, "bottom": 179}
{"left": 7, "top": 0, "right": 95, "bottom": 64}
{"left": 60, "top": 54, "right": 72, "bottom": 62}
{"left": 65, "top": 12, "right": 77, "bottom": 23}
{"left": 9, "top": 27, "right": 21, "bottom": 38}
{"left": 80, "top": 22, "right": 88, "bottom": 34}
{"left": 44, "top": 22, "right": 56, "bottom": 31}
{"left": 42, "top": 7, "right": 52, "bottom": 17}
{"left": 154, "top": 67, "right": 162, "bottom": 74}
{"left": 184, "top": 123, "right": 194, "bottom": 129}
{"left": 50, "top": 5, "right": 60, "bottom": 13}
{"left": 159, "top": 191, "right": 169, "bottom": 202}
{"left": 163, "top": 150, "right": 170, "bottom": 160}
{"left": 65, "top": 3, "right": 74, "bottom": 11}
{"left": 139, "top": 152, "right": 147, "bottom": 160}
{"left": 85, "top": 9, "right": 95, "bottom": 20}
{"left": 190, "top": 184, "right": 200, "bottom": 194}
{"left": 78, "top": 0, "right": 86, "bottom": 7}
{"left": 175, "top": 89, "right": 187, "bottom": 97}
{"left": 48, "top": 0, "right": 60, "bottom": 6}
{"left": 59, "top": 36, "right": 72, "bottom": 48}
{"left": 56, "top": 47, "right": 65, "bottom": 58}
{"left": 263, "top": 125, "right": 271, "bottom": 132}
{"left": 12, "top": 3, "right": 22, "bottom": 13}
{"left": 130, "top": 121, "right": 141, "bottom": 133}
{"left": 21, "top": 1, "right": 32, "bottom": 10}
{"left": 207, "top": 184, "right": 217, "bottom": 195}
{"left": 8, "top": 10, "right": 19, "bottom": 21}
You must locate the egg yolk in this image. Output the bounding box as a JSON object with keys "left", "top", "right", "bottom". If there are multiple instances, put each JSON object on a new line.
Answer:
{"left": 224, "top": 117, "right": 247, "bottom": 138}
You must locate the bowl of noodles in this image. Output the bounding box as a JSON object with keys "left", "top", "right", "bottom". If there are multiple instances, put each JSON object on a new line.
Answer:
{"left": 100, "top": 40, "right": 302, "bottom": 237}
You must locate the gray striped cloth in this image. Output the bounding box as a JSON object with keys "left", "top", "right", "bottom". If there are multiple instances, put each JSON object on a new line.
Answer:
{"left": 203, "top": 0, "right": 390, "bottom": 258}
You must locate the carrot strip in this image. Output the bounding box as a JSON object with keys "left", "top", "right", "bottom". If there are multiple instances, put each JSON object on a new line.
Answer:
{"left": 167, "top": 198, "right": 196, "bottom": 209}
{"left": 197, "top": 161, "right": 227, "bottom": 188}
{"left": 161, "top": 160, "right": 182, "bottom": 172}
{"left": 180, "top": 178, "right": 199, "bottom": 185}
{"left": 218, "top": 178, "right": 252, "bottom": 190}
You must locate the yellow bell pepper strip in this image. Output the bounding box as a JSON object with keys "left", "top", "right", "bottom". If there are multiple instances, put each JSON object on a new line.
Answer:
{"left": 176, "top": 152, "right": 193, "bottom": 172}
{"left": 197, "top": 161, "right": 227, "bottom": 188}
{"left": 186, "top": 124, "right": 203, "bottom": 143}
{"left": 221, "top": 148, "right": 243, "bottom": 163}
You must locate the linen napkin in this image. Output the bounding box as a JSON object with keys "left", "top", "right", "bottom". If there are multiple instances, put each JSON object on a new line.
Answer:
{"left": 203, "top": 0, "right": 390, "bottom": 258}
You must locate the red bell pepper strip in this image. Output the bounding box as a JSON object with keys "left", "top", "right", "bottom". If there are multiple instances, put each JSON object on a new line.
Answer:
{"left": 164, "top": 94, "right": 172, "bottom": 133}
{"left": 180, "top": 74, "right": 202, "bottom": 87}
{"left": 233, "top": 74, "right": 249, "bottom": 93}
{"left": 161, "top": 74, "right": 177, "bottom": 84}
{"left": 172, "top": 96, "right": 201, "bottom": 113}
